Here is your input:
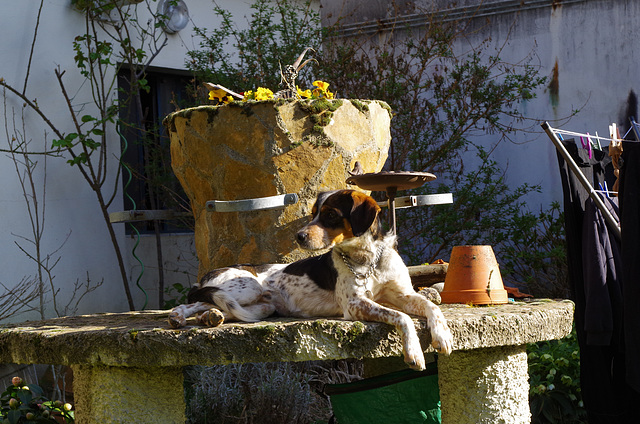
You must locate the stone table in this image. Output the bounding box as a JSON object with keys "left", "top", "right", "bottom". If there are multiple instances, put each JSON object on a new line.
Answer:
{"left": 0, "top": 299, "right": 574, "bottom": 424}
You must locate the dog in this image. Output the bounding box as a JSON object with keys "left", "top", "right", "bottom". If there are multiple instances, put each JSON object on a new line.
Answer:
{"left": 169, "top": 189, "right": 453, "bottom": 369}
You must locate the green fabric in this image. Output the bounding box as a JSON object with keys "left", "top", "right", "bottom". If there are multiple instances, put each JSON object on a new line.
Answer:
{"left": 325, "top": 363, "right": 440, "bottom": 424}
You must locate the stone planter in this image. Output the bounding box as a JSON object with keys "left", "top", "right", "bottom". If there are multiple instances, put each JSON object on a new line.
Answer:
{"left": 164, "top": 99, "right": 391, "bottom": 278}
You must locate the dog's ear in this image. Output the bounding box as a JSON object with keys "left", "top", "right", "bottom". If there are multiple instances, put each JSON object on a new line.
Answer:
{"left": 349, "top": 194, "right": 381, "bottom": 236}
{"left": 312, "top": 190, "right": 339, "bottom": 216}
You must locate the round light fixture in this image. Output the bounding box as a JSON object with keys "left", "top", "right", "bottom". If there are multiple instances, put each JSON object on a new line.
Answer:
{"left": 157, "top": 0, "right": 190, "bottom": 34}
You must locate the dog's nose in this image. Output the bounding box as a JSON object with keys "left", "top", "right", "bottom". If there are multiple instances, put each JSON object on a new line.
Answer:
{"left": 296, "top": 231, "right": 308, "bottom": 244}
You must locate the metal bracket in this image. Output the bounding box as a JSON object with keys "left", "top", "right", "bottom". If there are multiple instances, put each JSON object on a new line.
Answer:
{"left": 109, "top": 209, "right": 192, "bottom": 223}
{"left": 377, "top": 193, "right": 453, "bottom": 209}
{"left": 206, "top": 193, "right": 299, "bottom": 213}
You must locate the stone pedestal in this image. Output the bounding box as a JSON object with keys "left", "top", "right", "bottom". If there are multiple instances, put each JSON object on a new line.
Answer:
{"left": 438, "top": 346, "right": 531, "bottom": 424}
{"left": 0, "top": 300, "right": 574, "bottom": 423}
{"left": 164, "top": 99, "right": 391, "bottom": 278}
{"left": 72, "top": 365, "right": 185, "bottom": 424}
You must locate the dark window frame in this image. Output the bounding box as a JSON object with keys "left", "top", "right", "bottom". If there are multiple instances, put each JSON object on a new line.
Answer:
{"left": 117, "top": 65, "right": 194, "bottom": 234}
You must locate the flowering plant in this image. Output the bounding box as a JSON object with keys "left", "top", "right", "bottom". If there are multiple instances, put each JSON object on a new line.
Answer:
{"left": 208, "top": 80, "right": 334, "bottom": 104}
{"left": 0, "top": 376, "right": 74, "bottom": 423}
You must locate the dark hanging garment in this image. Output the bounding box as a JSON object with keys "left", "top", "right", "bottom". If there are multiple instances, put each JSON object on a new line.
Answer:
{"left": 556, "top": 139, "right": 638, "bottom": 423}
{"left": 581, "top": 194, "right": 623, "bottom": 348}
{"left": 619, "top": 141, "right": 640, "bottom": 395}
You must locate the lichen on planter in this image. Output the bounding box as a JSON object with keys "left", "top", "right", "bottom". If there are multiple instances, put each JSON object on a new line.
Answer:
{"left": 164, "top": 98, "right": 392, "bottom": 278}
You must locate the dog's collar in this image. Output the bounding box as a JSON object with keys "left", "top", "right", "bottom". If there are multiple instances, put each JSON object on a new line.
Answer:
{"left": 339, "top": 244, "right": 385, "bottom": 298}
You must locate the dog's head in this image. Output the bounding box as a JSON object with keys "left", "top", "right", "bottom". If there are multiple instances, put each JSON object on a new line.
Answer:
{"left": 296, "top": 190, "right": 382, "bottom": 251}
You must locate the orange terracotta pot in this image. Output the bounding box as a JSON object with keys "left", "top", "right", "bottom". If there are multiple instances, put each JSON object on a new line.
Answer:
{"left": 440, "top": 245, "right": 508, "bottom": 305}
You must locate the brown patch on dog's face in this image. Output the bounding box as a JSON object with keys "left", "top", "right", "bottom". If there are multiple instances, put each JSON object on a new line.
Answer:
{"left": 296, "top": 190, "right": 380, "bottom": 250}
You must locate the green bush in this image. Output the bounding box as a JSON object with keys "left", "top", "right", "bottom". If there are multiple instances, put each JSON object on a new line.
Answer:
{"left": 528, "top": 329, "right": 586, "bottom": 424}
{"left": 496, "top": 202, "right": 569, "bottom": 298}
{"left": 0, "top": 377, "right": 74, "bottom": 424}
{"left": 186, "top": 0, "right": 321, "bottom": 94}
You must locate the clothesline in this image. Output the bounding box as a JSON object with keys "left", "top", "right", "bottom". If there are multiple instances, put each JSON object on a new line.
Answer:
{"left": 541, "top": 121, "right": 622, "bottom": 240}
{"left": 547, "top": 127, "right": 633, "bottom": 146}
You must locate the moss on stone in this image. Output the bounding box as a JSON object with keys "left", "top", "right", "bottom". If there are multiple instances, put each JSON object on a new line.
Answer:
{"left": 128, "top": 329, "right": 140, "bottom": 341}
{"left": 350, "top": 99, "right": 370, "bottom": 114}
{"left": 297, "top": 99, "right": 345, "bottom": 146}
{"left": 274, "top": 98, "right": 289, "bottom": 107}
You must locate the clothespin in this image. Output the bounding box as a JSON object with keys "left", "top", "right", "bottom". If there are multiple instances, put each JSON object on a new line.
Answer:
{"left": 587, "top": 132, "right": 600, "bottom": 150}
{"left": 580, "top": 136, "right": 592, "bottom": 159}
{"left": 609, "top": 123, "right": 623, "bottom": 194}
{"left": 598, "top": 182, "right": 610, "bottom": 198}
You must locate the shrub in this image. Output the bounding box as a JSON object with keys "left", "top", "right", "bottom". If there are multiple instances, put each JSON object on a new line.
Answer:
{"left": 528, "top": 329, "right": 586, "bottom": 423}
{"left": 496, "top": 202, "right": 569, "bottom": 298}
{"left": 0, "top": 376, "right": 74, "bottom": 424}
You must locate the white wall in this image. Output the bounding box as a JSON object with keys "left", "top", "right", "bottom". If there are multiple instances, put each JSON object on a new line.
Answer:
{"left": 0, "top": 0, "right": 287, "bottom": 322}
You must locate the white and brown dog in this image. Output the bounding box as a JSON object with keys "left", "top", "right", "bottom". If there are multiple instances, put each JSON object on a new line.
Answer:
{"left": 169, "top": 189, "right": 453, "bottom": 369}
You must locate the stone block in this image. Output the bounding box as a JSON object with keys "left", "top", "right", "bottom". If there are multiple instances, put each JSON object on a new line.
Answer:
{"left": 165, "top": 100, "right": 392, "bottom": 277}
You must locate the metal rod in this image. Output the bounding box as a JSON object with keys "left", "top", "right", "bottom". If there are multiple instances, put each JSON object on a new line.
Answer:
{"left": 542, "top": 121, "right": 621, "bottom": 240}
{"left": 386, "top": 186, "right": 398, "bottom": 234}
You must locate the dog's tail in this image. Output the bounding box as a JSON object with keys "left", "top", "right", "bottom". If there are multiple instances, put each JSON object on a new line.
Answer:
{"left": 187, "top": 286, "right": 264, "bottom": 322}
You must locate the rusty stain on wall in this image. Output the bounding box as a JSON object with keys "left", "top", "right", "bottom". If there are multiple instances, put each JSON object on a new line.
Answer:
{"left": 549, "top": 59, "right": 560, "bottom": 107}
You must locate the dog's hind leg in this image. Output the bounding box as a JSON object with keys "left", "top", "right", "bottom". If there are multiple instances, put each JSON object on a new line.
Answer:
{"left": 196, "top": 299, "right": 275, "bottom": 326}
{"left": 169, "top": 301, "right": 215, "bottom": 328}
{"left": 195, "top": 308, "right": 225, "bottom": 327}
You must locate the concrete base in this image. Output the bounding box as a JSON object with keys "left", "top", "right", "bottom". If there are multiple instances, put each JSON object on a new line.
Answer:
{"left": 72, "top": 365, "right": 185, "bottom": 424}
{"left": 439, "top": 346, "right": 531, "bottom": 424}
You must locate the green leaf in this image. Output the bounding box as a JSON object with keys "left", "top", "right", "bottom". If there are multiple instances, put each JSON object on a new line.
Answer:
{"left": 25, "top": 384, "right": 43, "bottom": 397}
{"left": 81, "top": 115, "right": 95, "bottom": 123}
{"left": 7, "top": 410, "right": 21, "bottom": 424}
{"left": 67, "top": 152, "right": 89, "bottom": 166}
{"left": 16, "top": 391, "right": 31, "bottom": 406}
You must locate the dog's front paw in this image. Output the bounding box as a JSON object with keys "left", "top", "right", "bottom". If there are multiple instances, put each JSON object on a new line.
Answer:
{"left": 430, "top": 317, "right": 453, "bottom": 355}
{"left": 168, "top": 311, "right": 186, "bottom": 328}
{"left": 418, "top": 287, "right": 441, "bottom": 305}
{"left": 197, "top": 308, "right": 225, "bottom": 327}
{"left": 404, "top": 338, "right": 426, "bottom": 371}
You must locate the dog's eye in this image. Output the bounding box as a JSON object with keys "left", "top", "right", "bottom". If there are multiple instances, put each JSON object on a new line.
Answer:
{"left": 321, "top": 209, "right": 343, "bottom": 227}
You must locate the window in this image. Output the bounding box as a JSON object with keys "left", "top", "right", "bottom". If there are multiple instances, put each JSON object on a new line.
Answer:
{"left": 117, "top": 66, "right": 194, "bottom": 234}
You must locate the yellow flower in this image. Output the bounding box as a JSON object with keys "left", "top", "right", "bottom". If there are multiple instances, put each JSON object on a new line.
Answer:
{"left": 243, "top": 90, "right": 254, "bottom": 101}
{"left": 325, "top": 89, "right": 334, "bottom": 99}
{"left": 208, "top": 88, "right": 227, "bottom": 102}
{"left": 254, "top": 87, "right": 274, "bottom": 101}
{"left": 297, "top": 86, "right": 312, "bottom": 99}
{"left": 313, "top": 80, "right": 330, "bottom": 91}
